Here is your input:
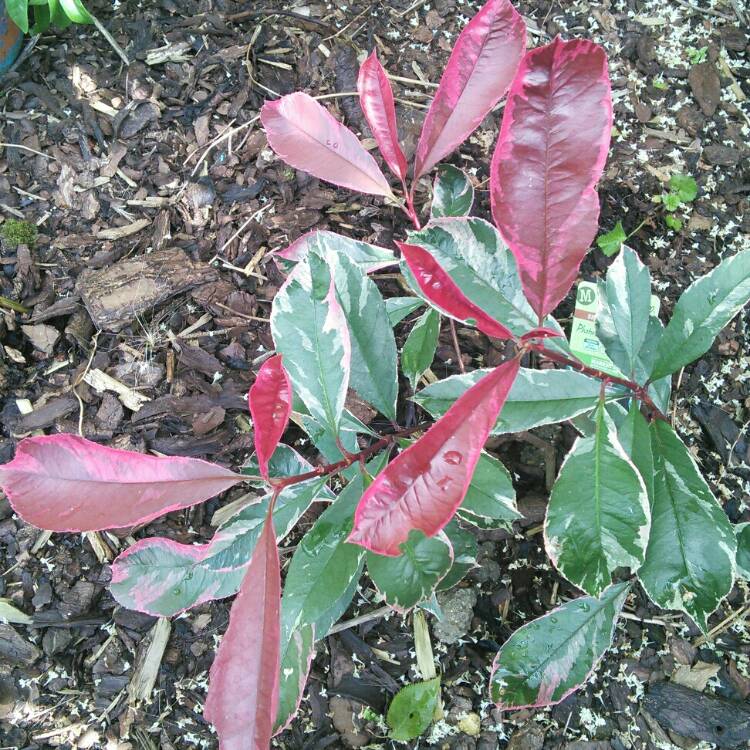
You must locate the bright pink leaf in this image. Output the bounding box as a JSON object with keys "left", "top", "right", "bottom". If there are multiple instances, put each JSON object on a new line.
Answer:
{"left": 490, "top": 37, "right": 612, "bottom": 321}
{"left": 358, "top": 50, "right": 408, "bottom": 187}
{"left": 0, "top": 434, "right": 243, "bottom": 532}
{"left": 397, "top": 240, "right": 514, "bottom": 340}
{"left": 261, "top": 92, "right": 394, "bottom": 198}
{"left": 204, "top": 513, "right": 281, "bottom": 750}
{"left": 348, "top": 358, "right": 520, "bottom": 556}
{"left": 249, "top": 355, "right": 292, "bottom": 481}
{"left": 413, "top": 0, "right": 525, "bottom": 182}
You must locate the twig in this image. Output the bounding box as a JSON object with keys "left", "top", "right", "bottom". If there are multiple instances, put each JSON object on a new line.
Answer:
{"left": 226, "top": 8, "right": 334, "bottom": 32}
{"left": 74, "top": 332, "right": 100, "bottom": 438}
{"left": 448, "top": 319, "right": 466, "bottom": 374}
{"left": 327, "top": 605, "right": 392, "bottom": 635}
{"left": 90, "top": 13, "right": 130, "bottom": 66}
{"left": 0, "top": 294, "right": 29, "bottom": 313}
{"left": 213, "top": 302, "right": 270, "bottom": 323}
{"left": 673, "top": 0, "right": 734, "bottom": 20}
{"left": 387, "top": 73, "right": 438, "bottom": 89}
{"left": 0, "top": 143, "right": 57, "bottom": 161}
{"left": 273, "top": 423, "right": 429, "bottom": 490}
{"left": 396, "top": 0, "right": 430, "bottom": 17}
{"left": 0, "top": 33, "right": 40, "bottom": 82}
{"left": 694, "top": 604, "right": 750, "bottom": 647}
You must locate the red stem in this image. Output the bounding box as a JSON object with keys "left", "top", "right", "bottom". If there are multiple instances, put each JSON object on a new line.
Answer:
{"left": 270, "top": 422, "right": 429, "bottom": 490}
{"left": 530, "top": 343, "right": 669, "bottom": 422}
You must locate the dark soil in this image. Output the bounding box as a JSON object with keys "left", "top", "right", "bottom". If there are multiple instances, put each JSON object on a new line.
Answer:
{"left": 1, "top": 1, "right": 749, "bottom": 749}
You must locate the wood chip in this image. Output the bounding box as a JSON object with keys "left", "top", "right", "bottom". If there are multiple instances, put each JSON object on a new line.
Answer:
{"left": 127, "top": 617, "right": 171, "bottom": 705}
{"left": 96, "top": 218, "right": 151, "bottom": 241}
{"left": 82, "top": 369, "right": 150, "bottom": 412}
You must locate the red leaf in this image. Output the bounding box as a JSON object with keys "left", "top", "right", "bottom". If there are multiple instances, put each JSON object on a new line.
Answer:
{"left": 413, "top": 0, "right": 525, "bottom": 182}
{"left": 249, "top": 355, "right": 292, "bottom": 481}
{"left": 358, "top": 50, "right": 408, "bottom": 187}
{"left": 491, "top": 37, "right": 612, "bottom": 321}
{"left": 261, "top": 92, "right": 394, "bottom": 197}
{"left": 397, "top": 240, "right": 514, "bottom": 340}
{"left": 204, "top": 513, "right": 281, "bottom": 750}
{"left": 520, "top": 327, "right": 563, "bottom": 342}
{"left": 0, "top": 434, "right": 242, "bottom": 532}
{"left": 348, "top": 358, "right": 520, "bottom": 555}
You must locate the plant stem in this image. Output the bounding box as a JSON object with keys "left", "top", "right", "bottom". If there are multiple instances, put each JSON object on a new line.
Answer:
{"left": 531, "top": 343, "right": 669, "bottom": 422}
{"left": 0, "top": 295, "right": 29, "bottom": 314}
{"left": 271, "top": 422, "right": 430, "bottom": 489}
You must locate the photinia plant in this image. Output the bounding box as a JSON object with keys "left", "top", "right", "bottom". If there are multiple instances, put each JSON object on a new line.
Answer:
{"left": 3, "top": 0, "right": 750, "bottom": 745}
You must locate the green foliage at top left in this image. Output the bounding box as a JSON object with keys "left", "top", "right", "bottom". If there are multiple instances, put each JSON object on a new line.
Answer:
{"left": 7, "top": 0, "right": 93, "bottom": 35}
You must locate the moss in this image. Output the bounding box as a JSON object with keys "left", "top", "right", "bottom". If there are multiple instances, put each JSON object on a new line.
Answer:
{"left": 1, "top": 219, "right": 38, "bottom": 249}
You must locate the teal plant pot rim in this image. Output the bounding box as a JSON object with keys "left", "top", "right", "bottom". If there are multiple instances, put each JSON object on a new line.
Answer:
{"left": 0, "top": 0, "right": 23, "bottom": 74}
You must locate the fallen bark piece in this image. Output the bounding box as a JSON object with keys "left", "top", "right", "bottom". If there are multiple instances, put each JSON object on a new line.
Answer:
{"left": 12, "top": 395, "right": 78, "bottom": 434}
{"left": 643, "top": 681, "right": 750, "bottom": 748}
{"left": 0, "top": 623, "right": 41, "bottom": 665}
{"left": 21, "top": 324, "right": 60, "bottom": 356}
{"left": 77, "top": 248, "right": 218, "bottom": 332}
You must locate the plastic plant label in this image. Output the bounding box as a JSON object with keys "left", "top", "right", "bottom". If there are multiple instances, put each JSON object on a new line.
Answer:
{"left": 569, "top": 281, "right": 659, "bottom": 377}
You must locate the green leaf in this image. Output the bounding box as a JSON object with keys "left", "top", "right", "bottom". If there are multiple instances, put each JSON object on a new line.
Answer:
{"left": 618, "top": 403, "right": 655, "bottom": 505}
{"left": 58, "top": 0, "right": 93, "bottom": 23}
{"left": 109, "top": 478, "right": 329, "bottom": 617}
{"left": 367, "top": 530, "right": 452, "bottom": 611}
{"left": 638, "top": 420, "right": 736, "bottom": 633}
{"left": 403, "top": 218, "right": 567, "bottom": 350}
{"left": 6, "top": 0, "right": 30, "bottom": 32}
{"left": 734, "top": 523, "right": 750, "bottom": 580}
{"left": 30, "top": 3, "right": 51, "bottom": 32}
{"left": 458, "top": 451, "right": 519, "bottom": 529}
{"left": 204, "top": 479, "right": 330, "bottom": 571}
{"left": 275, "top": 474, "right": 376, "bottom": 731}
{"left": 735, "top": 523, "right": 750, "bottom": 580}
{"left": 490, "top": 582, "right": 630, "bottom": 709}
{"left": 596, "top": 247, "right": 652, "bottom": 377}
{"left": 321, "top": 246, "right": 398, "bottom": 420}
{"left": 650, "top": 251, "right": 750, "bottom": 380}
{"left": 387, "top": 677, "right": 441, "bottom": 741}
{"left": 413, "top": 367, "right": 627, "bottom": 435}
{"left": 664, "top": 214, "right": 682, "bottom": 231}
{"left": 663, "top": 193, "right": 682, "bottom": 212}
{"left": 274, "top": 230, "right": 396, "bottom": 275}
{"left": 402, "top": 307, "right": 440, "bottom": 391}
{"left": 274, "top": 621, "right": 315, "bottom": 733}
{"left": 271, "top": 254, "right": 350, "bottom": 436}
{"left": 0, "top": 599, "right": 32, "bottom": 625}
{"left": 281, "top": 475, "right": 367, "bottom": 641}
{"left": 431, "top": 165, "right": 474, "bottom": 219}
{"left": 437, "top": 520, "right": 478, "bottom": 591}
{"left": 385, "top": 296, "right": 424, "bottom": 327}
{"left": 545, "top": 401, "right": 650, "bottom": 596}
{"left": 634, "top": 316, "right": 672, "bottom": 411}
{"left": 300, "top": 415, "right": 358, "bottom": 466}
{"left": 48, "top": 0, "right": 71, "bottom": 28}
{"left": 670, "top": 174, "right": 698, "bottom": 203}
{"left": 596, "top": 221, "right": 627, "bottom": 257}
{"left": 241, "top": 443, "right": 310, "bottom": 482}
